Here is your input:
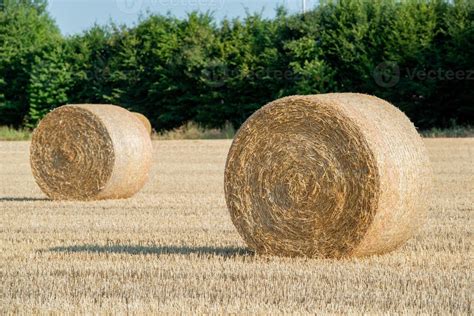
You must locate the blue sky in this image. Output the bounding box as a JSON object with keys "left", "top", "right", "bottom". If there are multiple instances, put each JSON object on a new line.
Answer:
{"left": 47, "top": 0, "right": 319, "bottom": 35}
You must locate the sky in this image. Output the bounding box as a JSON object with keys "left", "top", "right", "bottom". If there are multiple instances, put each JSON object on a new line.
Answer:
{"left": 47, "top": 0, "right": 320, "bottom": 35}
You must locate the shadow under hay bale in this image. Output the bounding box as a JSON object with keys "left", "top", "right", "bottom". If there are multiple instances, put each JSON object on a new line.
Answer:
{"left": 225, "top": 93, "right": 432, "bottom": 259}
{"left": 48, "top": 244, "right": 252, "bottom": 258}
{"left": 0, "top": 197, "right": 50, "bottom": 202}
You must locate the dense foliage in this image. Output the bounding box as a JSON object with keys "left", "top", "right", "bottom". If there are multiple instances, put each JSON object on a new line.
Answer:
{"left": 1, "top": 0, "right": 473, "bottom": 130}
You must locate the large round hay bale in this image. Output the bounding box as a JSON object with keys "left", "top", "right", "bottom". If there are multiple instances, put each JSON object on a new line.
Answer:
{"left": 224, "top": 93, "right": 432, "bottom": 258}
{"left": 30, "top": 104, "right": 153, "bottom": 200}
{"left": 132, "top": 112, "right": 152, "bottom": 135}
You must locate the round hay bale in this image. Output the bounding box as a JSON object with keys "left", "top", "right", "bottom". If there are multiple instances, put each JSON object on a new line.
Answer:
{"left": 30, "top": 104, "right": 153, "bottom": 200}
{"left": 132, "top": 112, "right": 152, "bottom": 135}
{"left": 224, "top": 93, "right": 432, "bottom": 258}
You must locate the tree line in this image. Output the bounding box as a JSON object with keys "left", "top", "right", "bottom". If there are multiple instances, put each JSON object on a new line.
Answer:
{"left": 1, "top": 0, "right": 473, "bottom": 130}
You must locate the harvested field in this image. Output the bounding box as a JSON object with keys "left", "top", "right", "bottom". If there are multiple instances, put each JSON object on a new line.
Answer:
{"left": 0, "top": 139, "right": 472, "bottom": 314}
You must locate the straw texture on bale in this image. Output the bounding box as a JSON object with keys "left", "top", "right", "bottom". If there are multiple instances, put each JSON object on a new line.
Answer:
{"left": 30, "top": 104, "right": 153, "bottom": 200}
{"left": 132, "top": 112, "right": 153, "bottom": 135}
{"left": 224, "top": 93, "right": 432, "bottom": 258}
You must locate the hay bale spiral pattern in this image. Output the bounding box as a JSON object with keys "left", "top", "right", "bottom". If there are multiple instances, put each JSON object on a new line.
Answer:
{"left": 225, "top": 93, "right": 432, "bottom": 258}
{"left": 30, "top": 104, "right": 152, "bottom": 200}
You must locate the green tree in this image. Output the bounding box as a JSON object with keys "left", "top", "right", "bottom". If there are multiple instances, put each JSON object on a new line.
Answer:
{"left": 26, "top": 45, "right": 71, "bottom": 127}
{"left": 431, "top": 0, "right": 474, "bottom": 127}
{"left": 1, "top": 0, "right": 472, "bottom": 130}
{"left": 65, "top": 25, "right": 114, "bottom": 105}
{"left": 0, "top": 0, "right": 61, "bottom": 126}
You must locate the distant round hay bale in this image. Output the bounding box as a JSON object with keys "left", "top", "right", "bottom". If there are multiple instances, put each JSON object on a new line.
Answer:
{"left": 132, "top": 112, "right": 152, "bottom": 135}
{"left": 224, "top": 93, "right": 432, "bottom": 258}
{"left": 30, "top": 104, "right": 153, "bottom": 200}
